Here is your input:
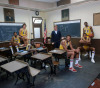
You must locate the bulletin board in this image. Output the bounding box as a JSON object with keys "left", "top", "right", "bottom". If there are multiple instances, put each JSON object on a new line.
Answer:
{"left": 93, "top": 13, "right": 100, "bottom": 26}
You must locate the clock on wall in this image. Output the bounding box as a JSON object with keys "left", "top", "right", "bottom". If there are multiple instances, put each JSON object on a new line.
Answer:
{"left": 35, "top": 11, "right": 39, "bottom": 16}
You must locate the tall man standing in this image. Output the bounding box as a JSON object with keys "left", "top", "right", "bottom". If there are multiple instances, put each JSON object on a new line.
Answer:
{"left": 51, "top": 25, "right": 61, "bottom": 48}
{"left": 83, "top": 22, "right": 94, "bottom": 38}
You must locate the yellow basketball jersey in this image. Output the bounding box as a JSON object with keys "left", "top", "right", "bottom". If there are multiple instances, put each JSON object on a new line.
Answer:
{"left": 20, "top": 28, "right": 27, "bottom": 36}
{"left": 83, "top": 36, "right": 90, "bottom": 50}
{"left": 59, "top": 44, "right": 64, "bottom": 49}
{"left": 13, "top": 36, "right": 20, "bottom": 43}
{"left": 83, "top": 26, "right": 91, "bottom": 36}
{"left": 59, "top": 41, "right": 70, "bottom": 49}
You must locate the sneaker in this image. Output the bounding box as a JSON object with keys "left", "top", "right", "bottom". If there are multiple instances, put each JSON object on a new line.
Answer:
{"left": 91, "top": 59, "right": 95, "bottom": 63}
{"left": 75, "top": 64, "right": 83, "bottom": 68}
{"left": 78, "top": 58, "right": 81, "bottom": 61}
{"left": 84, "top": 53, "right": 88, "bottom": 56}
{"left": 69, "top": 67, "right": 77, "bottom": 72}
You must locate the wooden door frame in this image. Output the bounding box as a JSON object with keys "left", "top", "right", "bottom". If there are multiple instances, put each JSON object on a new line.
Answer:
{"left": 32, "top": 17, "right": 42, "bottom": 39}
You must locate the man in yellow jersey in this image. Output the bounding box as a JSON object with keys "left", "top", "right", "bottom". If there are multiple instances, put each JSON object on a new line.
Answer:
{"left": 83, "top": 22, "right": 94, "bottom": 38}
{"left": 59, "top": 35, "right": 82, "bottom": 72}
{"left": 11, "top": 32, "right": 20, "bottom": 46}
{"left": 83, "top": 22, "right": 94, "bottom": 56}
{"left": 19, "top": 23, "right": 28, "bottom": 45}
{"left": 79, "top": 33, "right": 95, "bottom": 63}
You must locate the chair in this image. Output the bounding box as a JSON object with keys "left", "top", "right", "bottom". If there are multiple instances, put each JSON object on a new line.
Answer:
{"left": 16, "top": 59, "right": 40, "bottom": 86}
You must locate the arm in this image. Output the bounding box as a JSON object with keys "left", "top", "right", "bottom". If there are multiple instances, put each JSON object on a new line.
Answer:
{"left": 11, "top": 37, "right": 14, "bottom": 43}
{"left": 90, "top": 26, "right": 94, "bottom": 37}
{"left": 25, "top": 30, "right": 27, "bottom": 37}
{"left": 87, "top": 37, "right": 91, "bottom": 43}
{"left": 19, "top": 28, "right": 21, "bottom": 36}
{"left": 69, "top": 41, "right": 74, "bottom": 50}
{"left": 83, "top": 28, "right": 85, "bottom": 34}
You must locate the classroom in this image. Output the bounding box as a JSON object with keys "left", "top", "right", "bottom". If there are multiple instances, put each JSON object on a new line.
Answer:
{"left": 0, "top": 0, "right": 100, "bottom": 88}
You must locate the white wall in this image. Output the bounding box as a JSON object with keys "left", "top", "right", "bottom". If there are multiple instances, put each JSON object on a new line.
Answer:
{"left": 45, "top": 1, "right": 100, "bottom": 39}
{"left": 0, "top": 6, "right": 45, "bottom": 39}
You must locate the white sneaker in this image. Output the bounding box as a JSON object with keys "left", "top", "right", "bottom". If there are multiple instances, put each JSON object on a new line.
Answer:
{"left": 91, "top": 59, "right": 95, "bottom": 63}
{"left": 84, "top": 53, "right": 88, "bottom": 56}
{"left": 79, "top": 58, "right": 81, "bottom": 61}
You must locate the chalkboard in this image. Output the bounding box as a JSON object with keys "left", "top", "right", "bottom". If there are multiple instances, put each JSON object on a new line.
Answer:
{"left": 0, "top": 23, "right": 23, "bottom": 41}
{"left": 54, "top": 19, "right": 81, "bottom": 37}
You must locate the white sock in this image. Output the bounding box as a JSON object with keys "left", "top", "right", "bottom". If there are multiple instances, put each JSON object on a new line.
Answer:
{"left": 70, "top": 59, "right": 73, "bottom": 68}
{"left": 91, "top": 51, "right": 95, "bottom": 60}
{"left": 15, "top": 46, "right": 19, "bottom": 52}
{"left": 75, "top": 58, "right": 79, "bottom": 65}
{"left": 79, "top": 52, "right": 81, "bottom": 61}
{"left": 89, "top": 51, "right": 92, "bottom": 57}
{"left": 9, "top": 46, "right": 14, "bottom": 54}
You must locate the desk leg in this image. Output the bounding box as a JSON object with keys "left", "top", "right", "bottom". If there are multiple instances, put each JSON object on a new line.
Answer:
{"left": 48, "top": 59, "right": 53, "bottom": 75}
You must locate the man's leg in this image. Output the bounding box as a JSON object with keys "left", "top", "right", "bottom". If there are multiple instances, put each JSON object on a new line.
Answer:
{"left": 68, "top": 52, "right": 77, "bottom": 72}
{"left": 90, "top": 47, "right": 95, "bottom": 63}
{"left": 75, "top": 52, "right": 83, "bottom": 68}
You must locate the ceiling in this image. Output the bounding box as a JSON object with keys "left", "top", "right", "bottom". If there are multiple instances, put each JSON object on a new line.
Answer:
{"left": 32, "top": 0, "right": 60, "bottom": 3}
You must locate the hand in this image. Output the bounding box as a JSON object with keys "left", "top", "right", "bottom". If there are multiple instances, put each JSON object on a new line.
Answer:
{"left": 52, "top": 42, "right": 54, "bottom": 45}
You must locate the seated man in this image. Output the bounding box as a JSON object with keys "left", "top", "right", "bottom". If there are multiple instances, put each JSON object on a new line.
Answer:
{"left": 19, "top": 23, "right": 28, "bottom": 46}
{"left": 79, "top": 33, "right": 95, "bottom": 63}
{"left": 59, "top": 35, "right": 82, "bottom": 72}
{"left": 11, "top": 32, "right": 20, "bottom": 46}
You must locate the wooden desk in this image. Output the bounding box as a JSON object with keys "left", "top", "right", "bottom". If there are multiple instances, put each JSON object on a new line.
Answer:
{"left": 1, "top": 60, "right": 27, "bottom": 73}
{"left": 31, "top": 53, "right": 53, "bottom": 74}
{"left": 36, "top": 47, "right": 47, "bottom": 53}
{"left": 0, "top": 60, "right": 29, "bottom": 85}
{"left": 49, "top": 48, "right": 68, "bottom": 67}
{"left": 49, "top": 48, "right": 66, "bottom": 55}
{"left": 29, "top": 47, "right": 47, "bottom": 53}
{"left": 31, "top": 53, "right": 52, "bottom": 61}
{"left": 0, "top": 47, "right": 11, "bottom": 57}
{"left": 0, "top": 57, "right": 8, "bottom": 65}
{"left": 0, "top": 47, "right": 10, "bottom": 52}
{"left": 15, "top": 51, "right": 31, "bottom": 62}
{"left": 15, "top": 51, "right": 30, "bottom": 56}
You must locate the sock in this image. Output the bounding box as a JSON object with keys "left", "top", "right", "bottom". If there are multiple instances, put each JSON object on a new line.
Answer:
{"left": 75, "top": 58, "right": 79, "bottom": 65}
{"left": 89, "top": 51, "right": 91, "bottom": 57}
{"left": 15, "top": 46, "right": 19, "bottom": 52}
{"left": 79, "top": 52, "right": 81, "bottom": 61}
{"left": 9, "top": 46, "right": 14, "bottom": 54}
{"left": 70, "top": 59, "right": 73, "bottom": 68}
{"left": 91, "top": 51, "right": 95, "bottom": 60}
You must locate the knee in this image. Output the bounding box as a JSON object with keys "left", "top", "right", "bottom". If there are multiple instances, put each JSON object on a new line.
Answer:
{"left": 93, "top": 48, "right": 95, "bottom": 51}
{"left": 72, "top": 52, "right": 75, "bottom": 55}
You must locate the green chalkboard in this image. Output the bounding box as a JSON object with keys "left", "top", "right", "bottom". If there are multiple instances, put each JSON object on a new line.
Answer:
{"left": 0, "top": 23, "right": 23, "bottom": 41}
{"left": 54, "top": 19, "right": 81, "bottom": 37}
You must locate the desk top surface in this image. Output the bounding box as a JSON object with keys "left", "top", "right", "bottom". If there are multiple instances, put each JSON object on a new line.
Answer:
{"left": 15, "top": 51, "right": 30, "bottom": 56}
{"left": 0, "top": 47, "right": 10, "bottom": 52}
{"left": 49, "top": 48, "right": 66, "bottom": 54}
{"left": 31, "top": 53, "right": 52, "bottom": 60}
{"left": 0, "top": 57, "right": 7, "bottom": 62}
{"left": 1, "top": 61, "right": 27, "bottom": 73}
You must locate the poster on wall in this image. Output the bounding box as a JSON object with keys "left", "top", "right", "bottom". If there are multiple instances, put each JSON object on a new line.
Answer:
{"left": 4, "top": 8, "right": 15, "bottom": 22}
{"left": 61, "top": 9, "right": 69, "bottom": 21}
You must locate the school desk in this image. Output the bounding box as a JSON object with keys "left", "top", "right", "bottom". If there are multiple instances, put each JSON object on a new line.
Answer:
{"left": 31, "top": 53, "right": 53, "bottom": 74}
{"left": 49, "top": 48, "right": 69, "bottom": 67}
{"left": 0, "top": 60, "right": 29, "bottom": 85}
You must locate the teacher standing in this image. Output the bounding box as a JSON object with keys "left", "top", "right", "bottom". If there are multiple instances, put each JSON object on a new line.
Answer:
{"left": 51, "top": 25, "right": 61, "bottom": 48}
